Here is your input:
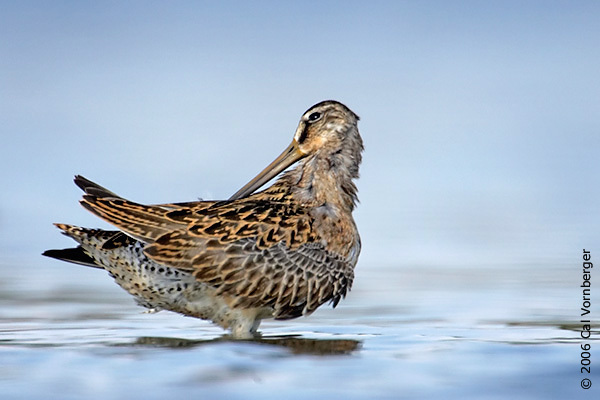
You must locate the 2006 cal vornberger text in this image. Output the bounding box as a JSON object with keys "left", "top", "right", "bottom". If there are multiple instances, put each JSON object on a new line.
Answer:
{"left": 580, "top": 249, "right": 593, "bottom": 390}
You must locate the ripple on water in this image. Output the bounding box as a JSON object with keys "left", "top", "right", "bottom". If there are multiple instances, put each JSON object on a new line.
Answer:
{"left": 0, "top": 261, "right": 593, "bottom": 399}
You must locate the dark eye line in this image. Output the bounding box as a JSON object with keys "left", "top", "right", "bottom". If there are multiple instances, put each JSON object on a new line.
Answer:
{"left": 298, "top": 110, "right": 323, "bottom": 143}
{"left": 297, "top": 124, "right": 309, "bottom": 144}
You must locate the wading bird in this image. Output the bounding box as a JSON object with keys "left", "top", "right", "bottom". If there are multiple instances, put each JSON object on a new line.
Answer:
{"left": 44, "top": 100, "right": 363, "bottom": 338}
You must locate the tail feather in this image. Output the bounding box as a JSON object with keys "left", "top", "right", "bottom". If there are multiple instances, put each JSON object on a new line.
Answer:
{"left": 43, "top": 223, "right": 125, "bottom": 268}
{"left": 53, "top": 223, "right": 121, "bottom": 243}
{"left": 73, "top": 176, "right": 180, "bottom": 243}
{"left": 74, "top": 175, "right": 122, "bottom": 199}
{"left": 42, "top": 247, "right": 100, "bottom": 268}
{"left": 79, "top": 196, "right": 175, "bottom": 242}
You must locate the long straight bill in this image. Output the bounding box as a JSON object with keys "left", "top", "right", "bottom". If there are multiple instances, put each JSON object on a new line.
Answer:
{"left": 229, "top": 141, "right": 305, "bottom": 200}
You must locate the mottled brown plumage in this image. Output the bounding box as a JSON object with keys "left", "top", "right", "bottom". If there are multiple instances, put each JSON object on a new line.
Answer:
{"left": 44, "top": 100, "right": 363, "bottom": 338}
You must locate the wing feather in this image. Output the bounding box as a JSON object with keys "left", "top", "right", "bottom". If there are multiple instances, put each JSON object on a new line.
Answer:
{"left": 74, "top": 176, "right": 354, "bottom": 319}
{"left": 146, "top": 232, "right": 354, "bottom": 319}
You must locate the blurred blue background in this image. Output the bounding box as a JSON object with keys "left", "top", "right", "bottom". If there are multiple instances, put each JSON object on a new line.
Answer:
{"left": 2, "top": 1, "right": 598, "bottom": 270}
{"left": 1, "top": 2, "right": 598, "bottom": 399}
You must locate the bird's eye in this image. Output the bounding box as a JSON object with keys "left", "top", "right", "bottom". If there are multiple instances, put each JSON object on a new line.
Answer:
{"left": 307, "top": 112, "right": 322, "bottom": 123}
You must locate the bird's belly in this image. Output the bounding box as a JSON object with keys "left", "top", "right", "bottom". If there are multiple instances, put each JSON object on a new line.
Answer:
{"left": 85, "top": 241, "right": 272, "bottom": 336}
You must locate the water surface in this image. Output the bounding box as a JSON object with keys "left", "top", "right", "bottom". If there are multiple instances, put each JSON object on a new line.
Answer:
{"left": 0, "top": 259, "right": 592, "bottom": 399}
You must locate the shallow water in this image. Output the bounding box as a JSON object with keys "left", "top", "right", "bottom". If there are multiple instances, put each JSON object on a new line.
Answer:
{"left": 0, "top": 259, "right": 596, "bottom": 399}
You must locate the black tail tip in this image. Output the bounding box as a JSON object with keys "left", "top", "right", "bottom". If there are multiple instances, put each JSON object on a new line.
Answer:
{"left": 42, "top": 249, "right": 60, "bottom": 258}
{"left": 42, "top": 247, "right": 100, "bottom": 269}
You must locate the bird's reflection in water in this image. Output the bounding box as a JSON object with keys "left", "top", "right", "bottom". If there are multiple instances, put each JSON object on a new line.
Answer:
{"left": 130, "top": 335, "right": 361, "bottom": 356}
